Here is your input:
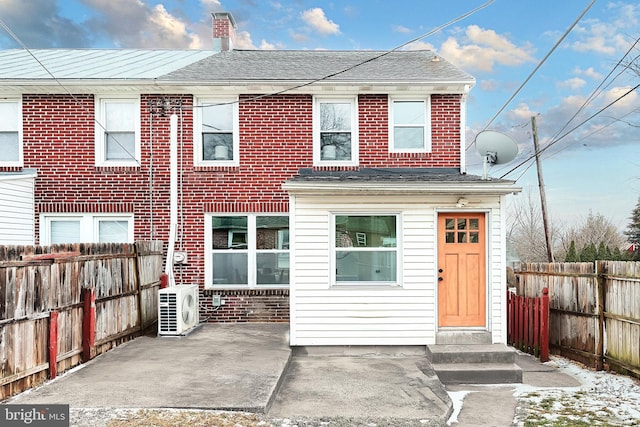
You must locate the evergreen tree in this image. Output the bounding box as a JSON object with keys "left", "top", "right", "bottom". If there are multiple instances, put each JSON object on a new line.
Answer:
{"left": 612, "top": 247, "right": 622, "bottom": 261}
{"left": 580, "top": 242, "right": 597, "bottom": 263}
{"left": 596, "top": 242, "right": 607, "bottom": 260}
{"left": 565, "top": 240, "right": 578, "bottom": 262}
{"left": 625, "top": 197, "right": 640, "bottom": 245}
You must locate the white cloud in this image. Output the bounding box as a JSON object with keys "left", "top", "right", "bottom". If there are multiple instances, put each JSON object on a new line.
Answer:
{"left": 434, "top": 25, "right": 536, "bottom": 72}
{"left": 234, "top": 31, "right": 257, "bottom": 49}
{"left": 149, "top": 4, "right": 201, "bottom": 48}
{"left": 301, "top": 8, "right": 340, "bottom": 35}
{"left": 510, "top": 103, "right": 538, "bottom": 120}
{"left": 558, "top": 77, "right": 587, "bottom": 90}
{"left": 602, "top": 86, "right": 638, "bottom": 109}
{"left": 574, "top": 66, "right": 603, "bottom": 80}
{"left": 259, "top": 39, "right": 276, "bottom": 50}
{"left": 393, "top": 25, "right": 412, "bottom": 34}
{"left": 199, "top": 0, "right": 222, "bottom": 10}
{"left": 569, "top": 4, "right": 640, "bottom": 55}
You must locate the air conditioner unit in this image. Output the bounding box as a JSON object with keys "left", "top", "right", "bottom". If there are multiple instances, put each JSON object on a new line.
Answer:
{"left": 158, "top": 285, "right": 199, "bottom": 336}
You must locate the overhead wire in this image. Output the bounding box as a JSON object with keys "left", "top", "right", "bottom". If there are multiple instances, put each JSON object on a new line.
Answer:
{"left": 466, "top": 0, "right": 596, "bottom": 152}
{"left": 0, "top": 16, "right": 141, "bottom": 165}
{"left": 499, "top": 82, "right": 640, "bottom": 179}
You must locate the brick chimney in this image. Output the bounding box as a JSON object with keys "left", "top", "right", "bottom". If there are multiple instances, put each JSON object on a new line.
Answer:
{"left": 212, "top": 12, "right": 236, "bottom": 51}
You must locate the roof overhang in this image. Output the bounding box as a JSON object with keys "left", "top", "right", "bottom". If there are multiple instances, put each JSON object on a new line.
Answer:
{"left": 0, "top": 80, "right": 473, "bottom": 96}
{"left": 283, "top": 180, "right": 522, "bottom": 196}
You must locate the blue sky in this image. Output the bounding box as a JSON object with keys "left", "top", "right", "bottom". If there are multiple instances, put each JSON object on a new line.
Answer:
{"left": 0, "top": 0, "right": 639, "bottom": 229}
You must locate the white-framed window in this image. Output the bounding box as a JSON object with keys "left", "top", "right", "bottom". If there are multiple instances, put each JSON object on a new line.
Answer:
{"left": 332, "top": 214, "right": 399, "bottom": 285}
{"left": 389, "top": 98, "right": 431, "bottom": 152}
{"left": 313, "top": 97, "right": 358, "bottom": 166}
{"left": 40, "top": 214, "right": 134, "bottom": 245}
{"left": 194, "top": 97, "right": 239, "bottom": 166}
{"left": 205, "top": 214, "right": 289, "bottom": 288}
{"left": 95, "top": 96, "right": 141, "bottom": 166}
{"left": 0, "top": 99, "right": 23, "bottom": 166}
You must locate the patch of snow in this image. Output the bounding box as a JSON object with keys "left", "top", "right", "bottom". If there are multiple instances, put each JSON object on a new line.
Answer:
{"left": 446, "top": 390, "right": 472, "bottom": 425}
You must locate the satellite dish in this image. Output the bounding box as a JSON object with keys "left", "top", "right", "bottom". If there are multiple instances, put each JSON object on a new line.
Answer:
{"left": 475, "top": 130, "right": 519, "bottom": 179}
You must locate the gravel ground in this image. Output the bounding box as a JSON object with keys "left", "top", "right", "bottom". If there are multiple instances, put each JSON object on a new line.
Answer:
{"left": 71, "top": 408, "right": 445, "bottom": 427}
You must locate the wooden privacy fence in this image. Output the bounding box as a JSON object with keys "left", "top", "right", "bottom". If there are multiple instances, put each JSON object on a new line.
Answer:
{"left": 0, "top": 240, "right": 164, "bottom": 400}
{"left": 514, "top": 261, "right": 640, "bottom": 378}
{"left": 507, "top": 287, "right": 549, "bottom": 362}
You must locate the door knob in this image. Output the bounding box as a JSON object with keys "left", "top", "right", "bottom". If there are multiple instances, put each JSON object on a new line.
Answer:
{"left": 438, "top": 277, "right": 443, "bottom": 281}
{"left": 438, "top": 268, "right": 443, "bottom": 273}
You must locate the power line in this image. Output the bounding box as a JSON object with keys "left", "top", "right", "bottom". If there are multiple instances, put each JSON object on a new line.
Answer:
{"left": 466, "top": 0, "right": 596, "bottom": 151}
{"left": 0, "top": 16, "right": 142, "bottom": 165}
{"left": 499, "top": 82, "right": 640, "bottom": 179}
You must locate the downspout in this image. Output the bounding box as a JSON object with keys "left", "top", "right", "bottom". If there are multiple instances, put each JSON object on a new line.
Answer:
{"left": 165, "top": 113, "right": 178, "bottom": 286}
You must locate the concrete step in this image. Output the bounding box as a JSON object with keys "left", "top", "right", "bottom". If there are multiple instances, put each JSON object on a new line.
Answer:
{"left": 430, "top": 362, "right": 523, "bottom": 384}
{"left": 435, "top": 331, "right": 492, "bottom": 345}
{"left": 426, "top": 344, "right": 516, "bottom": 364}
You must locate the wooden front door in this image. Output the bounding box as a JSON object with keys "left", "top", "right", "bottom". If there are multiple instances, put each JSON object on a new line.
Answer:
{"left": 437, "top": 213, "right": 486, "bottom": 327}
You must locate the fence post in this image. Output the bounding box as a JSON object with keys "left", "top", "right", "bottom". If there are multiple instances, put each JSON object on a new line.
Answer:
{"left": 540, "top": 287, "right": 549, "bottom": 362}
{"left": 596, "top": 261, "right": 606, "bottom": 371}
{"left": 48, "top": 311, "right": 58, "bottom": 379}
{"left": 82, "top": 288, "right": 96, "bottom": 363}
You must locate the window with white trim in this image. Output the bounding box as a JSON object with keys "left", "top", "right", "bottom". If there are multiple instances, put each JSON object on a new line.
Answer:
{"left": 40, "top": 214, "right": 134, "bottom": 245}
{"left": 333, "top": 214, "right": 398, "bottom": 284}
{"left": 389, "top": 98, "right": 431, "bottom": 152}
{"left": 314, "top": 97, "right": 358, "bottom": 165}
{"left": 95, "top": 97, "right": 140, "bottom": 166}
{"left": 206, "top": 214, "right": 289, "bottom": 287}
{"left": 0, "top": 99, "right": 23, "bottom": 166}
{"left": 194, "top": 97, "right": 239, "bottom": 166}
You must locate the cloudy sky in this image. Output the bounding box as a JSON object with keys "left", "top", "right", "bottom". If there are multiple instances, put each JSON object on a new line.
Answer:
{"left": 0, "top": 0, "right": 639, "bottom": 228}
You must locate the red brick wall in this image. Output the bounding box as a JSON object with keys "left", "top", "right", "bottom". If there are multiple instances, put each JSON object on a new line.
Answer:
{"left": 10, "top": 91, "right": 463, "bottom": 323}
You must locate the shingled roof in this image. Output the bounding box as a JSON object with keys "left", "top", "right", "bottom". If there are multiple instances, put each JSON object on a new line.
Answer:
{"left": 159, "top": 49, "right": 475, "bottom": 85}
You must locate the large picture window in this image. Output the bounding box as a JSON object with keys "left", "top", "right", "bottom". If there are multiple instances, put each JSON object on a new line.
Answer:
{"left": 194, "top": 97, "right": 239, "bottom": 166}
{"left": 207, "top": 214, "right": 289, "bottom": 287}
{"left": 0, "top": 99, "right": 22, "bottom": 166}
{"left": 334, "top": 214, "right": 398, "bottom": 284}
{"left": 314, "top": 97, "right": 358, "bottom": 166}
{"left": 389, "top": 98, "right": 431, "bottom": 152}
{"left": 95, "top": 97, "right": 140, "bottom": 166}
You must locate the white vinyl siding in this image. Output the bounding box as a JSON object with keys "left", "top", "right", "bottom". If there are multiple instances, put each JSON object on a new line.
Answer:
{"left": 0, "top": 174, "right": 35, "bottom": 245}
{"left": 289, "top": 193, "right": 506, "bottom": 346}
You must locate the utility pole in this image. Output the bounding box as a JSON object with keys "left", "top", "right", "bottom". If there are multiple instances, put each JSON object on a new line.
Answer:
{"left": 531, "top": 115, "right": 555, "bottom": 262}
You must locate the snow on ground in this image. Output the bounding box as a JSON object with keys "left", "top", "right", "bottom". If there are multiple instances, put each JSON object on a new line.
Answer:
{"left": 513, "top": 357, "right": 640, "bottom": 426}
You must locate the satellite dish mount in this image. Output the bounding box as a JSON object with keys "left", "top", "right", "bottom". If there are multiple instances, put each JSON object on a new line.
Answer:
{"left": 475, "top": 130, "right": 519, "bottom": 180}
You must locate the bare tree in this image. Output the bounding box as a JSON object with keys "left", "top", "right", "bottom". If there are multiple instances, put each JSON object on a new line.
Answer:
{"left": 506, "top": 188, "right": 556, "bottom": 262}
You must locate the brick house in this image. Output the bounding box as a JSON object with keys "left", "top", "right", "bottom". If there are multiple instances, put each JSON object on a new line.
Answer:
{"left": 0, "top": 13, "right": 520, "bottom": 346}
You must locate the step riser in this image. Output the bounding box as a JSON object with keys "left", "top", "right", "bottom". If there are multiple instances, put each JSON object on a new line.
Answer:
{"left": 435, "top": 368, "right": 523, "bottom": 385}
{"left": 427, "top": 351, "right": 515, "bottom": 364}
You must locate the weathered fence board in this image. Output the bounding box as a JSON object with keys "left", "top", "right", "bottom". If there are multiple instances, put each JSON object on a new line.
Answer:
{"left": 514, "top": 261, "right": 640, "bottom": 377}
{"left": 0, "top": 240, "right": 163, "bottom": 400}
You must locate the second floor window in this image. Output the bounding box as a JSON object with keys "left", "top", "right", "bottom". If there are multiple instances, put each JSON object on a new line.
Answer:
{"left": 314, "top": 97, "right": 358, "bottom": 166}
{"left": 95, "top": 97, "right": 140, "bottom": 166}
{"left": 0, "top": 99, "right": 22, "bottom": 166}
{"left": 390, "top": 98, "right": 431, "bottom": 152}
{"left": 195, "top": 97, "right": 239, "bottom": 166}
